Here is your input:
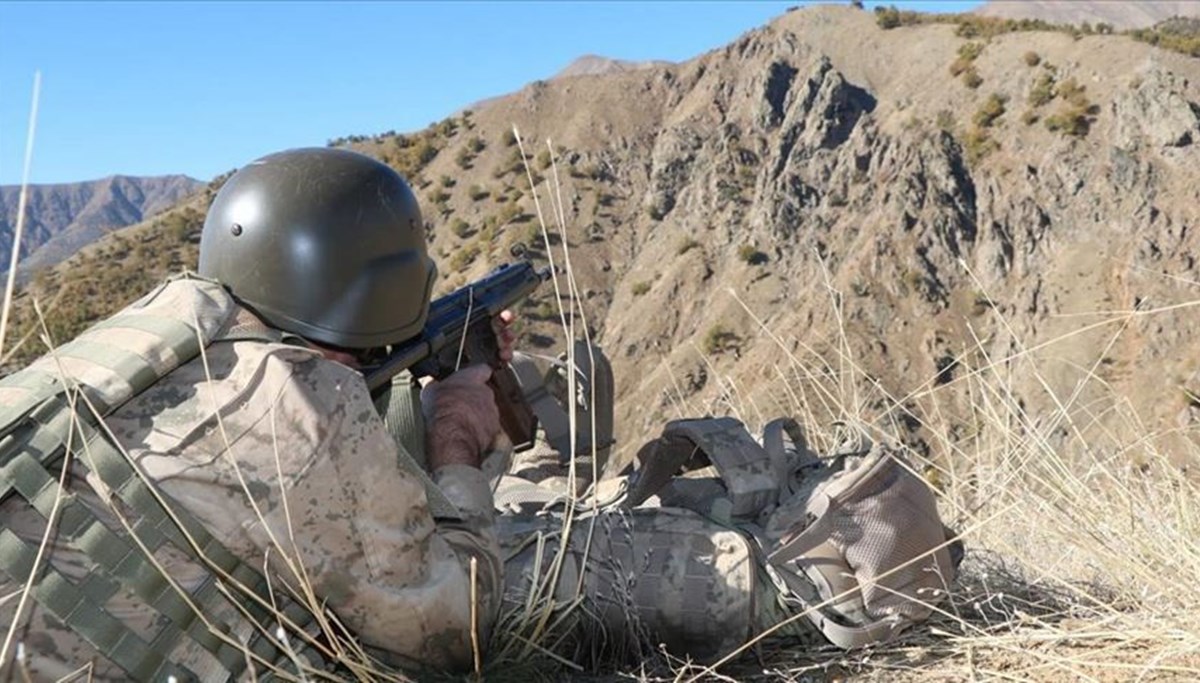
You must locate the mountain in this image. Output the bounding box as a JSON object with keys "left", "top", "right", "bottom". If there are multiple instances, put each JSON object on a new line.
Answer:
{"left": 0, "top": 174, "right": 202, "bottom": 281}
{"left": 975, "top": 0, "right": 1200, "bottom": 30}
{"left": 552, "top": 54, "right": 673, "bottom": 79}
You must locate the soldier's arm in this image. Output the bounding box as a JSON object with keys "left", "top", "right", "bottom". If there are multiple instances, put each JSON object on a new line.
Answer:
{"left": 247, "top": 352, "right": 502, "bottom": 670}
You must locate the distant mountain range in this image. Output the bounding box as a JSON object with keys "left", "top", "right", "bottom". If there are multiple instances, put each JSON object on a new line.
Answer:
{"left": 975, "top": 0, "right": 1200, "bottom": 30}
{"left": 0, "top": 174, "right": 201, "bottom": 282}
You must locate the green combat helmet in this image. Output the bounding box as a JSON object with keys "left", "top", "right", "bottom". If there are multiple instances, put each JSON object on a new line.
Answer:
{"left": 199, "top": 147, "right": 437, "bottom": 349}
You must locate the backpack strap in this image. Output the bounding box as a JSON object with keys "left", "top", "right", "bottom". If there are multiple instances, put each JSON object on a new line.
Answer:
{"left": 0, "top": 277, "right": 320, "bottom": 681}
{"left": 372, "top": 372, "right": 464, "bottom": 521}
{"left": 627, "top": 417, "right": 779, "bottom": 519}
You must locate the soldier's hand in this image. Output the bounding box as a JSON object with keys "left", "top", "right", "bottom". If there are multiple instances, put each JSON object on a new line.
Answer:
{"left": 423, "top": 364, "right": 502, "bottom": 470}
{"left": 493, "top": 309, "right": 516, "bottom": 364}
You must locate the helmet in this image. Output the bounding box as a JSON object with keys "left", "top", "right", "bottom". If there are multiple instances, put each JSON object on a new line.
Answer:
{"left": 199, "top": 148, "right": 436, "bottom": 349}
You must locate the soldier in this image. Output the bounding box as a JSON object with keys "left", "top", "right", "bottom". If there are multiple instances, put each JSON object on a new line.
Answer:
{"left": 1, "top": 148, "right": 514, "bottom": 680}
{"left": 0, "top": 147, "right": 958, "bottom": 682}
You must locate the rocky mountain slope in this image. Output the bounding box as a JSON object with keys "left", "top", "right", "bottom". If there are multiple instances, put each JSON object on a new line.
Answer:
{"left": 0, "top": 174, "right": 201, "bottom": 281}
{"left": 976, "top": 0, "right": 1200, "bottom": 30}
{"left": 9, "top": 6, "right": 1200, "bottom": 473}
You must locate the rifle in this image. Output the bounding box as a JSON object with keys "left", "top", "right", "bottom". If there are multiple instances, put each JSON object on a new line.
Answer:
{"left": 363, "top": 260, "right": 550, "bottom": 452}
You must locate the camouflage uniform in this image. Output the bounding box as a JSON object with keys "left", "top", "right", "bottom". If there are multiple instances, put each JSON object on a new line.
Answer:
{"left": 0, "top": 279, "right": 503, "bottom": 681}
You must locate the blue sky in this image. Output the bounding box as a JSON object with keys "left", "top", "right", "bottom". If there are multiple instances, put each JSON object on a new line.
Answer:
{"left": 0, "top": 1, "right": 981, "bottom": 186}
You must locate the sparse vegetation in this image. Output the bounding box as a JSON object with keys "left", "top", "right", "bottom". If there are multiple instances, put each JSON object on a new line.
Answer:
{"left": 973, "top": 93, "right": 1008, "bottom": 128}
{"left": 702, "top": 324, "right": 741, "bottom": 354}
{"left": 1022, "top": 50, "right": 1041, "bottom": 67}
{"left": 450, "top": 218, "right": 472, "bottom": 239}
{"left": 468, "top": 184, "right": 491, "bottom": 201}
{"left": 949, "top": 41, "right": 986, "bottom": 78}
{"left": 1020, "top": 109, "right": 1039, "bottom": 126}
{"left": 1027, "top": 70, "right": 1056, "bottom": 107}
{"left": 1128, "top": 17, "right": 1200, "bottom": 57}
{"left": 677, "top": 238, "right": 701, "bottom": 255}
{"left": 935, "top": 109, "right": 956, "bottom": 132}
{"left": 963, "top": 126, "right": 999, "bottom": 164}
{"left": 962, "top": 66, "right": 983, "bottom": 89}
{"left": 501, "top": 129, "right": 518, "bottom": 147}
{"left": 631, "top": 281, "right": 651, "bottom": 297}
{"left": 737, "top": 244, "right": 766, "bottom": 265}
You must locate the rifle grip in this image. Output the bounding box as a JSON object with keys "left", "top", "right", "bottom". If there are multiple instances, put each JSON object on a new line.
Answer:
{"left": 489, "top": 366, "right": 538, "bottom": 452}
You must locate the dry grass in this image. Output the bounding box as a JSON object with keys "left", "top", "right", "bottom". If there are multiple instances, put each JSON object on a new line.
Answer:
{"left": 3, "top": 125, "right": 1198, "bottom": 683}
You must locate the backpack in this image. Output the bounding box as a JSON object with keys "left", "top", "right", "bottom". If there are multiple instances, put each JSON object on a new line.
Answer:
{"left": 0, "top": 276, "right": 314, "bottom": 681}
{"left": 627, "top": 416, "right": 961, "bottom": 649}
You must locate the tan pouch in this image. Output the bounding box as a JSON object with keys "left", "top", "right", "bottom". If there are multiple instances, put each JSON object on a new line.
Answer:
{"left": 766, "top": 440, "right": 958, "bottom": 648}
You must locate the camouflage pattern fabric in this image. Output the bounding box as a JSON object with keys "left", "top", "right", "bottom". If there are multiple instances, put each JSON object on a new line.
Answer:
{"left": 1, "top": 279, "right": 503, "bottom": 680}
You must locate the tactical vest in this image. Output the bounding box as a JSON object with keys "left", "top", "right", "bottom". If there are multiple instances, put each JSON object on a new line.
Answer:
{"left": 0, "top": 276, "right": 322, "bottom": 681}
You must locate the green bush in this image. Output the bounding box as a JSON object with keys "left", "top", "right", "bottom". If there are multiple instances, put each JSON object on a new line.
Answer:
{"left": 973, "top": 93, "right": 1008, "bottom": 127}
{"left": 440, "top": 175, "right": 456, "bottom": 188}
{"left": 468, "top": 184, "right": 490, "bottom": 201}
{"left": 501, "top": 129, "right": 517, "bottom": 147}
{"left": 467, "top": 136, "right": 486, "bottom": 153}
{"left": 631, "top": 281, "right": 651, "bottom": 297}
{"left": 536, "top": 149, "right": 552, "bottom": 170}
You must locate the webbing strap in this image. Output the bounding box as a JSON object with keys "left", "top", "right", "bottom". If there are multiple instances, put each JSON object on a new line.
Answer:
{"left": 373, "top": 374, "right": 463, "bottom": 521}
{"left": 0, "top": 529, "right": 190, "bottom": 681}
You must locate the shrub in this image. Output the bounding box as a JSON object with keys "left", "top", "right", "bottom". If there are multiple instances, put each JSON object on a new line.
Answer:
{"left": 448, "top": 242, "right": 482, "bottom": 272}
{"left": 702, "top": 325, "right": 741, "bottom": 355}
{"left": 973, "top": 93, "right": 1008, "bottom": 127}
{"left": 440, "top": 175, "right": 456, "bottom": 188}
{"left": 962, "top": 66, "right": 983, "bottom": 89}
{"left": 1056, "top": 77, "right": 1088, "bottom": 107}
{"left": 631, "top": 281, "right": 651, "bottom": 297}
{"left": 677, "top": 238, "right": 701, "bottom": 255}
{"left": 467, "top": 136, "right": 486, "bottom": 153}
{"left": 936, "top": 109, "right": 956, "bottom": 131}
{"left": 1044, "top": 104, "right": 1092, "bottom": 137}
{"left": 1021, "top": 109, "right": 1039, "bottom": 126}
{"left": 1023, "top": 50, "right": 1041, "bottom": 67}
{"left": 455, "top": 148, "right": 473, "bottom": 169}
{"left": 501, "top": 129, "right": 517, "bottom": 147}
{"left": 958, "top": 41, "right": 985, "bottom": 61}
{"left": 737, "top": 244, "right": 766, "bottom": 264}
{"left": 450, "top": 218, "right": 472, "bottom": 239}
{"left": 536, "top": 149, "right": 552, "bottom": 170}
{"left": 468, "top": 184, "right": 490, "bottom": 201}
{"left": 1028, "top": 71, "right": 1056, "bottom": 107}
{"left": 875, "top": 5, "right": 902, "bottom": 29}
{"left": 963, "top": 127, "right": 998, "bottom": 164}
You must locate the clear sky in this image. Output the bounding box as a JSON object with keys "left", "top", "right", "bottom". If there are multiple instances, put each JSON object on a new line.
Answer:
{"left": 0, "top": 1, "right": 981, "bottom": 186}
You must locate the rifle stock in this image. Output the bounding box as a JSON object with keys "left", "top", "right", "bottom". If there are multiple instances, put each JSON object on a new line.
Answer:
{"left": 364, "top": 261, "right": 550, "bottom": 452}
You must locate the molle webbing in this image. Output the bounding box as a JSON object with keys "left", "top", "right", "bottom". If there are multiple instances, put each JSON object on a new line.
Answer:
{"left": 0, "top": 277, "right": 313, "bottom": 682}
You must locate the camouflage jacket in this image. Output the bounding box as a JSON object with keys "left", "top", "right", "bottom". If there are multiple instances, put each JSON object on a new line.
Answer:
{"left": 1, "top": 281, "right": 502, "bottom": 681}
